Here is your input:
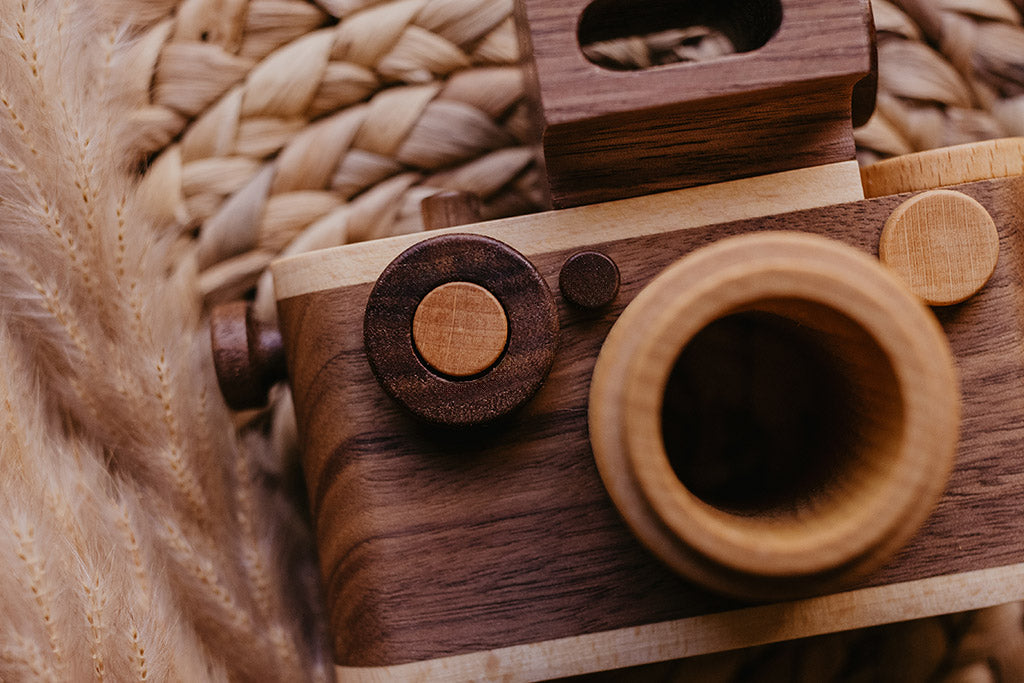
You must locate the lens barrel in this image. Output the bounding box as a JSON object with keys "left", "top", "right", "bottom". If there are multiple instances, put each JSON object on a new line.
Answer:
{"left": 589, "top": 232, "right": 960, "bottom": 600}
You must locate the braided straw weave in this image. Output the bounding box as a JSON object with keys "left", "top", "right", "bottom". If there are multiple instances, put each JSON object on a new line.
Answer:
{"left": 124, "top": 0, "right": 1024, "bottom": 679}
{"left": 112, "top": 0, "right": 544, "bottom": 320}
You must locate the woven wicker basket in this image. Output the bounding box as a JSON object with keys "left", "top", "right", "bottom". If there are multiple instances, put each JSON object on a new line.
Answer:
{"left": 130, "top": 0, "right": 1024, "bottom": 679}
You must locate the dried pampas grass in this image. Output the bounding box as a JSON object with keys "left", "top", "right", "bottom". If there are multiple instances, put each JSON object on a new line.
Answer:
{"left": 0, "top": 0, "right": 330, "bottom": 679}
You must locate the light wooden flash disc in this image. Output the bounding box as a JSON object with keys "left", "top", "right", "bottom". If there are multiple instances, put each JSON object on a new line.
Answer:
{"left": 413, "top": 282, "right": 509, "bottom": 377}
{"left": 879, "top": 190, "right": 999, "bottom": 306}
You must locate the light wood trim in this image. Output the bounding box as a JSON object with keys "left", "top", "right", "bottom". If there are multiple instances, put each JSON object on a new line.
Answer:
{"left": 861, "top": 138, "right": 1024, "bottom": 198}
{"left": 337, "top": 563, "right": 1024, "bottom": 682}
{"left": 272, "top": 161, "right": 864, "bottom": 299}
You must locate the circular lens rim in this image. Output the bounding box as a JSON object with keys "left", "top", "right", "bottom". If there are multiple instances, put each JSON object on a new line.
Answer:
{"left": 589, "top": 232, "right": 959, "bottom": 596}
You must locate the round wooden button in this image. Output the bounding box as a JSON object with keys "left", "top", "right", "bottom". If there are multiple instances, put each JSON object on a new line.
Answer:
{"left": 412, "top": 282, "right": 508, "bottom": 377}
{"left": 879, "top": 190, "right": 999, "bottom": 306}
{"left": 364, "top": 234, "right": 559, "bottom": 427}
{"left": 559, "top": 251, "right": 620, "bottom": 309}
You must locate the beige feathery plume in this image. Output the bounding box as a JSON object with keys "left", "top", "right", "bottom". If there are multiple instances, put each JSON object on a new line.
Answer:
{"left": 0, "top": 0, "right": 330, "bottom": 679}
{"left": 0, "top": 330, "right": 228, "bottom": 682}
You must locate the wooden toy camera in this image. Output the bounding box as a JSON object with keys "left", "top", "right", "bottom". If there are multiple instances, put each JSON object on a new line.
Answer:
{"left": 212, "top": 0, "right": 1024, "bottom": 680}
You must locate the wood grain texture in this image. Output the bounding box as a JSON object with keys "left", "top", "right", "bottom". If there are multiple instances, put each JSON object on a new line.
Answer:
{"left": 861, "top": 138, "right": 1024, "bottom": 198}
{"left": 514, "top": 0, "right": 873, "bottom": 206}
{"left": 276, "top": 175, "right": 1024, "bottom": 671}
{"left": 412, "top": 282, "right": 509, "bottom": 378}
{"left": 362, "top": 234, "right": 558, "bottom": 426}
{"left": 879, "top": 190, "right": 1000, "bottom": 306}
{"left": 590, "top": 232, "right": 958, "bottom": 600}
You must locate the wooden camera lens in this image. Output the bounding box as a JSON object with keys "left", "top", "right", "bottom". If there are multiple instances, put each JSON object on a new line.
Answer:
{"left": 589, "top": 232, "right": 960, "bottom": 600}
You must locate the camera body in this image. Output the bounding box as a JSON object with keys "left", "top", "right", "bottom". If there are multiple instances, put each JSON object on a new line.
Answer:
{"left": 271, "top": 164, "right": 1024, "bottom": 680}
{"left": 211, "top": 0, "right": 1024, "bottom": 679}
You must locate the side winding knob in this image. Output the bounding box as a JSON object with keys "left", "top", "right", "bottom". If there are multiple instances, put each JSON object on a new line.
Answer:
{"left": 210, "top": 301, "right": 286, "bottom": 410}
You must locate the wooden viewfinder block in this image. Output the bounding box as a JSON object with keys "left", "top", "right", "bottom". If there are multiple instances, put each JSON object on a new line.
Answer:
{"left": 515, "top": 0, "right": 874, "bottom": 207}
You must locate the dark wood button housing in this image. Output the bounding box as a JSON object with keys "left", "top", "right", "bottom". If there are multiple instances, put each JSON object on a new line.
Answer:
{"left": 363, "top": 234, "right": 559, "bottom": 427}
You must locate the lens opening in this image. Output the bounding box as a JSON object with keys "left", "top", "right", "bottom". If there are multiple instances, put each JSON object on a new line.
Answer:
{"left": 660, "top": 298, "right": 905, "bottom": 523}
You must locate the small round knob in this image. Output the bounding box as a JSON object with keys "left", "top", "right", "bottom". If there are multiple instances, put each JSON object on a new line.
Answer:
{"left": 879, "top": 190, "right": 999, "bottom": 306}
{"left": 412, "top": 282, "right": 509, "bottom": 377}
{"left": 210, "top": 302, "right": 286, "bottom": 410}
{"left": 559, "top": 251, "right": 620, "bottom": 309}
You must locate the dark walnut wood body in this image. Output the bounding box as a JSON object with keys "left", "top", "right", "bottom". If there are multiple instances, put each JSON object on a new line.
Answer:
{"left": 515, "top": 0, "right": 874, "bottom": 207}
{"left": 277, "top": 176, "right": 1024, "bottom": 669}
